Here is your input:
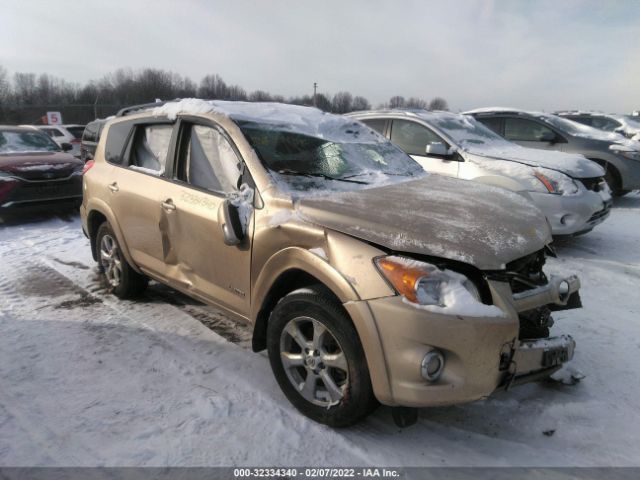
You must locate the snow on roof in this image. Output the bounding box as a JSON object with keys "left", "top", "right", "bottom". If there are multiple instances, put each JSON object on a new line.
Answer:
{"left": 463, "top": 107, "right": 527, "bottom": 115}
{"left": 151, "top": 99, "right": 385, "bottom": 143}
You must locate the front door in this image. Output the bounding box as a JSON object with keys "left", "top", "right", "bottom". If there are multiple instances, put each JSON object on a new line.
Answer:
{"left": 161, "top": 119, "right": 253, "bottom": 318}
{"left": 390, "top": 119, "right": 460, "bottom": 177}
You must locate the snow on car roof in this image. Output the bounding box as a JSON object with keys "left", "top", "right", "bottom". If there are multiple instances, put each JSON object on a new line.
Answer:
{"left": 463, "top": 107, "right": 529, "bottom": 115}
{"left": 151, "top": 98, "right": 385, "bottom": 143}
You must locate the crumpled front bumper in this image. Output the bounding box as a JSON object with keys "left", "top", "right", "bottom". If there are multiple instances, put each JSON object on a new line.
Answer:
{"left": 345, "top": 275, "right": 580, "bottom": 407}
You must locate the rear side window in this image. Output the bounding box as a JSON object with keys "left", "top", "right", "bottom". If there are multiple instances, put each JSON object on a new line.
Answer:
{"left": 504, "top": 118, "right": 555, "bottom": 142}
{"left": 176, "top": 123, "right": 242, "bottom": 194}
{"left": 128, "top": 124, "right": 173, "bottom": 175}
{"left": 390, "top": 120, "right": 444, "bottom": 156}
{"left": 104, "top": 121, "right": 134, "bottom": 165}
{"left": 360, "top": 119, "right": 387, "bottom": 135}
{"left": 475, "top": 117, "right": 503, "bottom": 135}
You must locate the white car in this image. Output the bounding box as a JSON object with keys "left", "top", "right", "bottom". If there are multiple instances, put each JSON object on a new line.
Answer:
{"left": 348, "top": 110, "right": 612, "bottom": 236}
{"left": 34, "top": 124, "right": 84, "bottom": 157}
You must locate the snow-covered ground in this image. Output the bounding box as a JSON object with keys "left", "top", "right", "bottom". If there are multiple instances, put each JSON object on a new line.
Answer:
{"left": 1, "top": 195, "right": 639, "bottom": 467}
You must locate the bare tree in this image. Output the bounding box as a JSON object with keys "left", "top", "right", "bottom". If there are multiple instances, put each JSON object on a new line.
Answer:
{"left": 351, "top": 96, "right": 371, "bottom": 111}
{"left": 198, "top": 74, "right": 229, "bottom": 99}
{"left": 0, "top": 66, "right": 11, "bottom": 103}
{"left": 388, "top": 95, "right": 406, "bottom": 109}
{"left": 248, "top": 90, "right": 273, "bottom": 102}
{"left": 405, "top": 97, "right": 428, "bottom": 109}
{"left": 331, "top": 91, "right": 353, "bottom": 113}
{"left": 428, "top": 97, "right": 448, "bottom": 111}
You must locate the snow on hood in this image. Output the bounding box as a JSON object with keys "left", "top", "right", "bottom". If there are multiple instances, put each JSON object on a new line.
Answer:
{"left": 464, "top": 144, "right": 604, "bottom": 178}
{"left": 296, "top": 175, "right": 550, "bottom": 270}
{"left": 153, "top": 99, "right": 384, "bottom": 144}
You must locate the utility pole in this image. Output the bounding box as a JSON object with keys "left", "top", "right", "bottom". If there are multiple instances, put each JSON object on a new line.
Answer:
{"left": 313, "top": 82, "right": 318, "bottom": 106}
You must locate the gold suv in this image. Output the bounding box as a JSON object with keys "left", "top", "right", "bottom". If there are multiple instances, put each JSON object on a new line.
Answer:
{"left": 81, "top": 99, "right": 581, "bottom": 427}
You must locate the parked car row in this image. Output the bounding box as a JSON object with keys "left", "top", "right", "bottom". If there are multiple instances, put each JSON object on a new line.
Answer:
{"left": 4, "top": 99, "right": 637, "bottom": 426}
{"left": 348, "top": 110, "right": 612, "bottom": 236}
{"left": 79, "top": 99, "right": 589, "bottom": 427}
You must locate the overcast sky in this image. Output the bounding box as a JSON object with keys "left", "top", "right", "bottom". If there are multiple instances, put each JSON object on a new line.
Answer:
{"left": 1, "top": 0, "right": 638, "bottom": 112}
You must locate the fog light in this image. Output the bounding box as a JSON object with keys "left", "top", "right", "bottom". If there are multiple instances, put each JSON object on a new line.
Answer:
{"left": 421, "top": 350, "right": 444, "bottom": 382}
{"left": 558, "top": 280, "right": 570, "bottom": 302}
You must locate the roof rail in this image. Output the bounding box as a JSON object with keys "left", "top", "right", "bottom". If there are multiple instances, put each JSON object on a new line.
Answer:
{"left": 115, "top": 98, "right": 181, "bottom": 117}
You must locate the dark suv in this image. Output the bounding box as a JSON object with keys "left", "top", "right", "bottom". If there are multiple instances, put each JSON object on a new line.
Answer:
{"left": 465, "top": 108, "right": 640, "bottom": 196}
{"left": 80, "top": 119, "right": 106, "bottom": 162}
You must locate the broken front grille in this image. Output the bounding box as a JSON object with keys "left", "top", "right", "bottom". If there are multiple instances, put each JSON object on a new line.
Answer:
{"left": 578, "top": 176, "right": 607, "bottom": 192}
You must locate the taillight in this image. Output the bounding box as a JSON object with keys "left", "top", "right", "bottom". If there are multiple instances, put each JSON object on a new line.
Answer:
{"left": 82, "top": 160, "right": 95, "bottom": 175}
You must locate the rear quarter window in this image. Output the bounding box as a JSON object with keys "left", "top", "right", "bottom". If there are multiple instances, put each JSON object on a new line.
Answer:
{"left": 104, "top": 121, "right": 134, "bottom": 165}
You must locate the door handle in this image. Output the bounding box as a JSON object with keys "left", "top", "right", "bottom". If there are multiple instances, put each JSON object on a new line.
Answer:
{"left": 108, "top": 182, "right": 119, "bottom": 192}
{"left": 161, "top": 199, "right": 176, "bottom": 211}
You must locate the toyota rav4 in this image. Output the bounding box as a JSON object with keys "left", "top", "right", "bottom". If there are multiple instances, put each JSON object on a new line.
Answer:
{"left": 81, "top": 99, "right": 582, "bottom": 426}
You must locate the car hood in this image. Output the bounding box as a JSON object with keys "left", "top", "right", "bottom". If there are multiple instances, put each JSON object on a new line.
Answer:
{"left": 0, "top": 151, "right": 83, "bottom": 179}
{"left": 461, "top": 144, "right": 604, "bottom": 178}
{"left": 296, "top": 175, "right": 550, "bottom": 270}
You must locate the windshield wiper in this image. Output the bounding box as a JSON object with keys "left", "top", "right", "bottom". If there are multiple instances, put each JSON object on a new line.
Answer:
{"left": 276, "top": 169, "right": 369, "bottom": 184}
{"left": 341, "top": 171, "right": 415, "bottom": 180}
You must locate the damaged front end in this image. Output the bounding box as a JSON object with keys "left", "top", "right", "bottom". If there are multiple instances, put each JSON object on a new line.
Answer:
{"left": 487, "top": 249, "right": 581, "bottom": 389}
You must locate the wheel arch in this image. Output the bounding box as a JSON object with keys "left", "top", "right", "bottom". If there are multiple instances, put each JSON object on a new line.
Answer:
{"left": 250, "top": 247, "right": 359, "bottom": 353}
{"left": 85, "top": 199, "right": 141, "bottom": 273}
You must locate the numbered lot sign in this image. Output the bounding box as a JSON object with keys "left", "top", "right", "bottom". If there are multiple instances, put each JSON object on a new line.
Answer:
{"left": 46, "top": 111, "right": 63, "bottom": 125}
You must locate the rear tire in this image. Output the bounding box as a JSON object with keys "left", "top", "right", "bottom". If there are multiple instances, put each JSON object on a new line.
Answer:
{"left": 95, "top": 222, "right": 148, "bottom": 299}
{"left": 267, "top": 285, "right": 378, "bottom": 427}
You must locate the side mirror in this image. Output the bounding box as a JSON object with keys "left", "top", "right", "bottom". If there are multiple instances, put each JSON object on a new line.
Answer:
{"left": 538, "top": 131, "right": 556, "bottom": 143}
{"left": 61, "top": 142, "right": 73, "bottom": 152}
{"left": 221, "top": 199, "right": 244, "bottom": 246}
{"left": 425, "top": 142, "right": 450, "bottom": 157}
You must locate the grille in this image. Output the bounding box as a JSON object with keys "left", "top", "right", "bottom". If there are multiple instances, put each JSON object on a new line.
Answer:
{"left": 7, "top": 179, "right": 82, "bottom": 203}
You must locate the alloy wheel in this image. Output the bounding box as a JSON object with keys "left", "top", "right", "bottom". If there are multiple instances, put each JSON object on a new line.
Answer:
{"left": 100, "top": 234, "right": 123, "bottom": 288}
{"left": 279, "top": 316, "right": 349, "bottom": 407}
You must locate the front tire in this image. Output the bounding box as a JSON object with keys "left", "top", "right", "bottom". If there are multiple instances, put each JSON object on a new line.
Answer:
{"left": 267, "top": 285, "right": 377, "bottom": 427}
{"left": 95, "top": 222, "right": 148, "bottom": 299}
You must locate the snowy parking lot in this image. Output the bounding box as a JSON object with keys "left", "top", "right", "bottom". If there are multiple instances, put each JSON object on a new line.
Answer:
{"left": 1, "top": 194, "right": 639, "bottom": 467}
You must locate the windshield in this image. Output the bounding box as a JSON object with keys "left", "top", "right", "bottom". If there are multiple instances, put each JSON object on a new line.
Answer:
{"left": 237, "top": 120, "right": 425, "bottom": 193}
{"left": 540, "top": 114, "right": 605, "bottom": 136}
{"left": 0, "top": 130, "right": 60, "bottom": 154}
{"left": 425, "top": 114, "right": 512, "bottom": 149}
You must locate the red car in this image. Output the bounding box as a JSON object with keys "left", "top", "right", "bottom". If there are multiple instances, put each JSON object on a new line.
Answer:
{"left": 0, "top": 126, "right": 84, "bottom": 212}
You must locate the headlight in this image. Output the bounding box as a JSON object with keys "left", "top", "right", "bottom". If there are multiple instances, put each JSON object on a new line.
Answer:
{"left": 527, "top": 169, "right": 581, "bottom": 196}
{"left": 375, "top": 256, "right": 481, "bottom": 306}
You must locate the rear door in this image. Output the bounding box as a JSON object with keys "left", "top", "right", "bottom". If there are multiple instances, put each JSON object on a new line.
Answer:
{"left": 389, "top": 119, "right": 459, "bottom": 176}
{"left": 160, "top": 117, "right": 253, "bottom": 317}
{"left": 108, "top": 119, "right": 176, "bottom": 278}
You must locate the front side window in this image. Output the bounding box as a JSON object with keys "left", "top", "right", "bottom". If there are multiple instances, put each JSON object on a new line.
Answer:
{"left": 0, "top": 130, "right": 60, "bottom": 154}
{"left": 177, "top": 124, "right": 242, "bottom": 194}
{"left": 504, "top": 118, "right": 555, "bottom": 142}
{"left": 128, "top": 124, "right": 173, "bottom": 174}
{"left": 390, "top": 120, "right": 444, "bottom": 156}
